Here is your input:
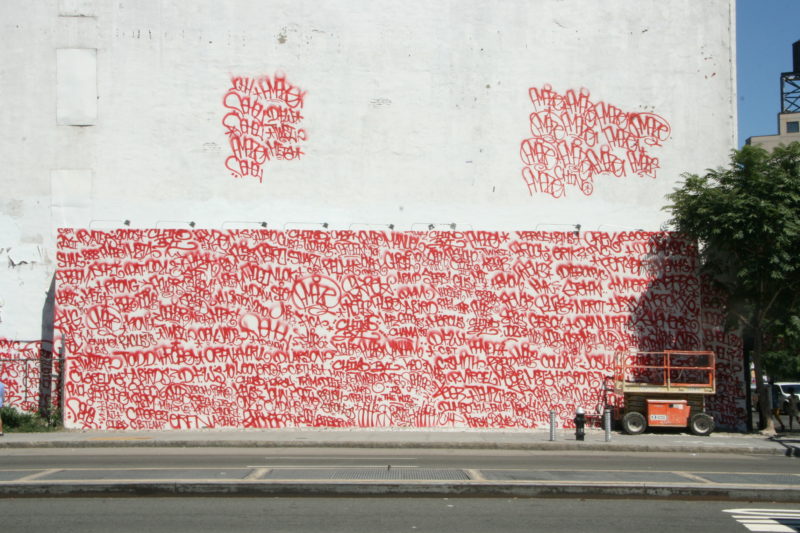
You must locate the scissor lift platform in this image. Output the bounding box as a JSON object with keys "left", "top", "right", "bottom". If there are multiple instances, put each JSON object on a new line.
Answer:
{"left": 614, "top": 350, "right": 716, "bottom": 436}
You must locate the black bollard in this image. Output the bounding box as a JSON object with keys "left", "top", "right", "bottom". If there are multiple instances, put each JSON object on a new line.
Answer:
{"left": 574, "top": 407, "right": 586, "bottom": 441}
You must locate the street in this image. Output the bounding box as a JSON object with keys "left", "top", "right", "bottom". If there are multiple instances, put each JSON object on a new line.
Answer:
{"left": 1, "top": 497, "right": 799, "bottom": 533}
{"left": 1, "top": 446, "right": 797, "bottom": 477}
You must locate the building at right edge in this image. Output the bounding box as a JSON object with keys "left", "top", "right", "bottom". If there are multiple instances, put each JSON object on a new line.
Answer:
{"left": 747, "top": 40, "right": 800, "bottom": 149}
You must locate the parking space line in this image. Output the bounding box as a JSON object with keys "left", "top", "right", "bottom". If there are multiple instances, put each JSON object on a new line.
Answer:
{"left": 464, "top": 469, "right": 486, "bottom": 481}
{"left": 245, "top": 468, "right": 271, "bottom": 480}
{"left": 674, "top": 471, "right": 713, "bottom": 483}
{"left": 13, "top": 469, "right": 63, "bottom": 482}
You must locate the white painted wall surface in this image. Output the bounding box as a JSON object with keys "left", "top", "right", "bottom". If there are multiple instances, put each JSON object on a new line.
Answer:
{"left": 0, "top": 0, "right": 736, "bottom": 339}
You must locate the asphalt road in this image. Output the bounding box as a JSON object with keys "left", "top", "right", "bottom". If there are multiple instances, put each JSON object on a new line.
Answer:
{"left": 2, "top": 497, "right": 799, "bottom": 533}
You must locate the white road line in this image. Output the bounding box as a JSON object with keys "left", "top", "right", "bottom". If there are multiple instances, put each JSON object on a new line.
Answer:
{"left": 464, "top": 469, "right": 486, "bottom": 481}
{"left": 14, "top": 469, "right": 63, "bottom": 481}
{"left": 739, "top": 523, "right": 794, "bottom": 532}
{"left": 725, "top": 508, "right": 800, "bottom": 532}
{"left": 727, "top": 510, "right": 800, "bottom": 518}
{"left": 244, "top": 468, "right": 271, "bottom": 480}
{"left": 674, "top": 471, "right": 713, "bottom": 483}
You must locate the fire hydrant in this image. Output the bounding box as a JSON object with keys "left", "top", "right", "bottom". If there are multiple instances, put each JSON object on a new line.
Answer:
{"left": 574, "top": 407, "right": 585, "bottom": 441}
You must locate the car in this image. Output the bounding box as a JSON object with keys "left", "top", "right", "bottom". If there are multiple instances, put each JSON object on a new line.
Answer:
{"left": 751, "top": 381, "right": 800, "bottom": 413}
{"left": 775, "top": 382, "right": 800, "bottom": 413}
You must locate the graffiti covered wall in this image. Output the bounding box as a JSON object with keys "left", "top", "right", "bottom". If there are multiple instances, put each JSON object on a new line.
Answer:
{"left": 54, "top": 229, "right": 744, "bottom": 430}
{"left": 0, "top": 339, "right": 60, "bottom": 414}
{"left": 520, "top": 85, "right": 672, "bottom": 198}
{"left": 0, "top": 2, "right": 741, "bottom": 428}
{"left": 1, "top": 1, "right": 736, "bottom": 342}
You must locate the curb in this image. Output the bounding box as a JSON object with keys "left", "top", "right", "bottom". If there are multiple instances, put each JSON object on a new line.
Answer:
{"left": 0, "top": 439, "right": 787, "bottom": 455}
{"left": 1, "top": 480, "right": 798, "bottom": 501}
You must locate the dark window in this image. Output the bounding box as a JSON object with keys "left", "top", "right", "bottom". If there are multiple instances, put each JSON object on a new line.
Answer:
{"left": 787, "top": 121, "right": 800, "bottom": 133}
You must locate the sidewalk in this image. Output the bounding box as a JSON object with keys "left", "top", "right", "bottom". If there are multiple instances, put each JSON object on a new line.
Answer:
{"left": 0, "top": 427, "right": 797, "bottom": 455}
{"left": 2, "top": 428, "right": 799, "bottom": 501}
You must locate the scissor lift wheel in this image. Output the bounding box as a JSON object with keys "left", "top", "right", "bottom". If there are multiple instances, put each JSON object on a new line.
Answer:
{"left": 689, "top": 413, "right": 714, "bottom": 436}
{"left": 622, "top": 411, "right": 646, "bottom": 435}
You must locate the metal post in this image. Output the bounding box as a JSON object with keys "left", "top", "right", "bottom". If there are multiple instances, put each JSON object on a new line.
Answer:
{"left": 23, "top": 359, "right": 29, "bottom": 405}
{"left": 574, "top": 408, "right": 585, "bottom": 441}
{"left": 549, "top": 410, "right": 557, "bottom": 441}
{"left": 604, "top": 407, "right": 612, "bottom": 442}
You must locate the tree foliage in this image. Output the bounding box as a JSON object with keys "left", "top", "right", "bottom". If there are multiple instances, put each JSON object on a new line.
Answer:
{"left": 665, "top": 142, "right": 800, "bottom": 431}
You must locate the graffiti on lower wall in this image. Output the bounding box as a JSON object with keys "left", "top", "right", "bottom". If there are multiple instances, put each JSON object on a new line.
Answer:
{"left": 520, "top": 85, "right": 671, "bottom": 198}
{"left": 222, "top": 74, "right": 307, "bottom": 182}
{"left": 0, "top": 339, "right": 60, "bottom": 414}
{"left": 53, "top": 229, "right": 743, "bottom": 430}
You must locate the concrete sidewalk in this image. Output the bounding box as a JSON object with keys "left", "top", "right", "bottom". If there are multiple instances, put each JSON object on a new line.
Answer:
{"left": 2, "top": 429, "right": 799, "bottom": 501}
{"left": 0, "top": 427, "right": 797, "bottom": 455}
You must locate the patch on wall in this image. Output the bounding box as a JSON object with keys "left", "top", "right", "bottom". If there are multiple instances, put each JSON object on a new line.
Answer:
{"left": 520, "top": 85, "right": 671, "bottom": 198}
{"left": 222, "top": 74, "right": 307, "bottom": 182}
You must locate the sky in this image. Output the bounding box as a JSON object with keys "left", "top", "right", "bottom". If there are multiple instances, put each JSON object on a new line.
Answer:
{"left": 736, "top": 0, "right": 800, "bottom": 146}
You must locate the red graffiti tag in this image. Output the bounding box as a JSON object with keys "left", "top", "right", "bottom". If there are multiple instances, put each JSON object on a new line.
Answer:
{"left": 51, "top": 228, "right": 743, "bottom": 431}
{"left": 222, "top": 74, "right": 307, "bottom": 182}
{"left": 520, "top": 85, "right": 671, "bottom": 198}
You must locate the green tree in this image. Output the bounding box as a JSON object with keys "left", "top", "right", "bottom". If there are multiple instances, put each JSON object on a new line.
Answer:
{"left": 665, "top": 142, "right": 800, "bottom": 432}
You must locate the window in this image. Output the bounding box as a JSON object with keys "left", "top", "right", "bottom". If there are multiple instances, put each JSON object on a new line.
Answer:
{"left": 787, "top": 121, "right": 800, "bottom": 133}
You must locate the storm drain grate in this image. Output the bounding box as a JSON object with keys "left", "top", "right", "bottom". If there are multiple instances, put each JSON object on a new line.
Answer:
{"left": 265, "top": 468, "right": 469, "bottom": 481}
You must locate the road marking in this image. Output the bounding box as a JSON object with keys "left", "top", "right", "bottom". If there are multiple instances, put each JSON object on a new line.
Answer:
{"left": 674, "top": 471, "right": 713, "bottom": 483}
{"left": 464, "top": 469, "right": 485, "bottom": 481}
{"left": 14, "top": 469, "right": 63, "bottom": 481}
{"left": 724, "top": 508, "right": 800, "bottom": 532}
{"left": 245, "top": 468, "right": 271, "bottom": 480}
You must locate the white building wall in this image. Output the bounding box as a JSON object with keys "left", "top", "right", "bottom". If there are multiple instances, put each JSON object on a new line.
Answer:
{"left": 0, "top": 0, "right": 736, "bottom": 339}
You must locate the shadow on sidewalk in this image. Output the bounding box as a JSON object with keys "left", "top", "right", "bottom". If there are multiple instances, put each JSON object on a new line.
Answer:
{"left": 769, "top": 435, "right": 800, "bottom": 457}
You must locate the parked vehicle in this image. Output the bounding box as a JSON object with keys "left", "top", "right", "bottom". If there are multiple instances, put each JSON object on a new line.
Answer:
{"left": 614, "top": 350, "right": 716, "bottom": 436}
{"left": 752, "top": 381, "right": 800, "bottom": 413}
{"left": 775, "top": 382, "right": 800, "bottom": 413}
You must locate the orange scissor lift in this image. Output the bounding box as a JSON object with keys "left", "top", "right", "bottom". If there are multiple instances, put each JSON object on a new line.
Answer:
{"left": 613, "top": 350, "right": 716, "bottom": 436}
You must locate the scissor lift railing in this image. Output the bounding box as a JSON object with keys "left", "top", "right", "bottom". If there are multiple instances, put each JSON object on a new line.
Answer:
{"left": 614, "top": 350, "right": 716, "bottom": 395}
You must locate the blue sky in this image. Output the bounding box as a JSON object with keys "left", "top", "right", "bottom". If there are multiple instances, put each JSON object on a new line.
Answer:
{"left": 737, "top": 0, "right": 800, "bottom": 145}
